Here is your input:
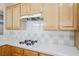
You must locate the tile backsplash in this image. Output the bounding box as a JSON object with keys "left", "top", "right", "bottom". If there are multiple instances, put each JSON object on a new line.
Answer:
{"left": 4, "top": 21, "right": 74, "bottom": 47}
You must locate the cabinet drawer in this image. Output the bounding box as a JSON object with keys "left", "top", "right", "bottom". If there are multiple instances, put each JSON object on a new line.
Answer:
{"left": 24, "top": 49, "right": 38, "bottom": 56}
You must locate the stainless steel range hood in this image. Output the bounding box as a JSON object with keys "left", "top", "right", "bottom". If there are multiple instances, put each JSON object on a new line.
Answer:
{"left": 20, "top": 13, "right": 42, "bottom": 20}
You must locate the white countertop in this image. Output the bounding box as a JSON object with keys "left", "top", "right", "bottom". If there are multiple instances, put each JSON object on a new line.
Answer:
{"left": 0, "top": 37, "right": 79, "bottom": 56}
{"left": 8, "top": 42, "right": 79, "bottom": 56}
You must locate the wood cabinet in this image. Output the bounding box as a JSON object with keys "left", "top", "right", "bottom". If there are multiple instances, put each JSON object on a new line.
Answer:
{"left": 43, "top": 3, "right": 77, "bottom": 30}
{"left": 24, "top": 49, "right": 38, "bottom": 56}
{"left": 6, "top": 3, "right": 78, "bottom": 31}
{"left": 6, "top": 4, "right": 21, "bottom": 30}
{"left": 6, "top": 3, "right": 77, "bottom": 30}
{"left": 6, "top": 7, "right": 13, "bottom": 30}
{"left": 30, "top": 3, "right": 43, "bottom": 14}
{"left": 0, "top": 45, "right": 51, "bottom": 56}
{"left": 21, "top": 3, "right": 31, "bottom": 16}
{"left": 0, "top": 46, "right": 2, "bottom": 56}
{"left": 12, "top": 4, "right": 21, "bottom": 30}
{"left": 21, "top": 3, "right": 43, "bottom": 16}
{"left": 11, "top": 46, "right": 23, "bottom": 56}
{"left": 59, "top": 3, "right": 77, "bottom": 30}
{"left": 74, "top": 4, "right": 79, "bottom": 49}
{"left": 43, "top": 3, "right": 59, "bottom": 30}
{"left": 1, "top": 45, "right": 12, "bottom": 56}
{"left": 77, "top": 4, "right": 79, "bottom": 30}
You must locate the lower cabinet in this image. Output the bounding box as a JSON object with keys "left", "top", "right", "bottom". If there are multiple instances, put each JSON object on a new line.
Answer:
{"left": 0, "top": 46, "right": 2, "bottom": 56}
{"left": 0, "top": 45, "right": 49, "bottom": 56}
{"left": 24, "top": 49, "right": 38, "bottom": 56}
{"left": 1, "top": 45, "right": 12, "bottom": 56}
{"left": 11, "top": 46, "right": 24, "bottom": 56}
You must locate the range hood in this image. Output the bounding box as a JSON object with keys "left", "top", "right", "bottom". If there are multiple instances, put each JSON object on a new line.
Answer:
{"left": 20, "top": 13, "right": 42, "bottom": 20}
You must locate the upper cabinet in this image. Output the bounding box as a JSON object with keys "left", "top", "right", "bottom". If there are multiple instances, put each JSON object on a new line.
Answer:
{"left": 43, "top": 3, "right": 77, "bottom": 30}
{"left": 12, "top": 4, "right": 21, "bottom": 30}
{"left": 6, "top": 3, "right": 78, "bottom": 30}
{"left": 43, "top": 3, "right": 59, "bottom": 30}
{"left": 21, "top": 3, "right": 43, "bottom": 16}
{"left": 30, "top": 3, "right": 43, "bottom": 14}
{"left": 21, "top": 3, "right": 31, "bottom": 16}
{"left": 59, "top": 3, "right": 77, "bottom": 30}
{"left": 6, "top": 7, "right": 13, "bottom": 30}
{"left": 6, "top": 4, "right": 21, "bottom": 30}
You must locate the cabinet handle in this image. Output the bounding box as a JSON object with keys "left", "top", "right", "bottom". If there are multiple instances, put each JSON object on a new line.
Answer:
{"left": 63, "top": 26, "right": 73, "bottom": 28}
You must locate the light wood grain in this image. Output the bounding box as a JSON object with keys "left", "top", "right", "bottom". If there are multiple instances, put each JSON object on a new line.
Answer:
{"left": 30, "top": 3, "right": 43, "bottom": 14}
{"left": 59, "top": 3, "right": 77, "bottom": 30}
{"left": 21, "top": 3, "right": 31, "bottom": 16}
{"left": 6, "top": 7, "right": 13, "bottom": 29}
{"left": 13, "top": 4, "right": 21, "bottom": 30}
{"left": 43, "top": 3, "right": 59, "bottom": 30}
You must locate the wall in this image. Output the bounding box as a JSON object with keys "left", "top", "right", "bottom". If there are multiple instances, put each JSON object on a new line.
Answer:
{"left": 4, "top": 20, "right": 74, "bottom": 47}
{"left": 0, "top": 15, "right": 3, "bottom": 34}
{"left": 0, "top": 12, "right": 5, "bottom": 46}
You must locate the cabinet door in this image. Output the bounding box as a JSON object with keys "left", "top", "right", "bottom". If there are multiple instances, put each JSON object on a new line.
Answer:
{"left": 59, "top": 3, "right": 77, "bottom": 30}
{"left": 11, "top": 46, "right": 23, "bottom": 56}
{"left": 21, "top": 3, "right": 31, "bottom": 16}
{"left": 43, "top": 3, "right": 59, "bottom": 30}
{"left": 6, "top": 7, "right": 13, "bottom": 30}
{"left": 30, "top": 3, "right": 43, "bottom": 14}
{"left": 1, "top": 45, "right": 11, "bottom": 56}
{"left": 24, "top": 49, "right": 38, "bottom": 56}
{"left": 13, "top": 4, "right": 21, "bottom": 30}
